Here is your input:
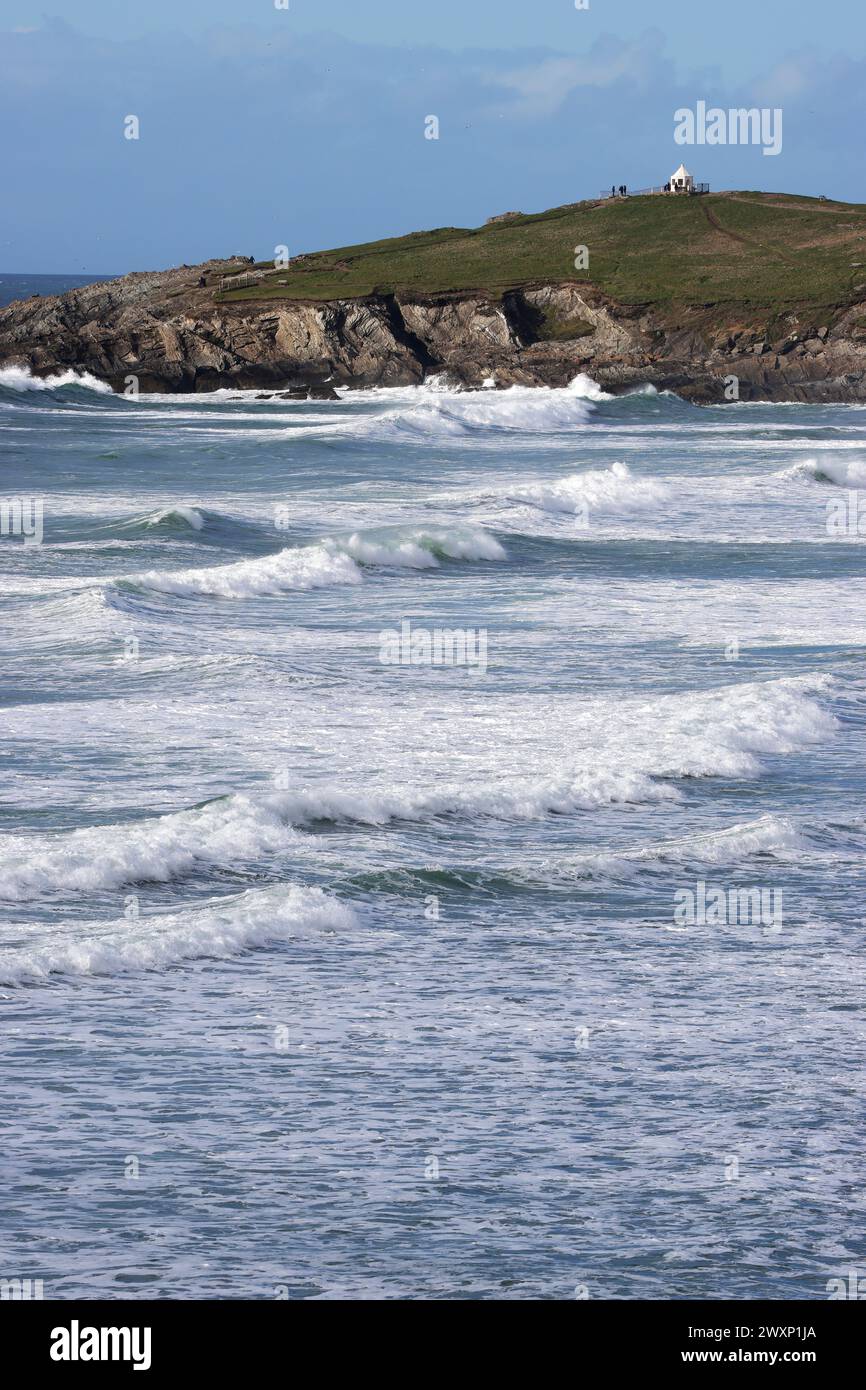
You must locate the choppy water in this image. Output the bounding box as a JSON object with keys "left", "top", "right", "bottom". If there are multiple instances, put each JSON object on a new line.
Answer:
{"left": 1, "top": 354, "right": 864, "bottom": 1300}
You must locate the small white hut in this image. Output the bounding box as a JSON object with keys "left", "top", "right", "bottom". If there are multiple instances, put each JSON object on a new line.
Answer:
{"left": 669, "top": 163, "right": 695, "bottom": 194}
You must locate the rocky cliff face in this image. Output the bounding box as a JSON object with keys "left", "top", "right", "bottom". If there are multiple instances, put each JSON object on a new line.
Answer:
{"left": 3, "top": 256, "right": 866, "bottom": 402}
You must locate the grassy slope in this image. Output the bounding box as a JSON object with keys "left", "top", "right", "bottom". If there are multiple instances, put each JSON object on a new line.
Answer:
{"left": 216, "top": 192, "right": 866, "bottom": 326}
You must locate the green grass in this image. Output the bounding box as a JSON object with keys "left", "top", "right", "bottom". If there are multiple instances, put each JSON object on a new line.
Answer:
{"left": 216, "top": 192, "right": 866, "bottom": 326}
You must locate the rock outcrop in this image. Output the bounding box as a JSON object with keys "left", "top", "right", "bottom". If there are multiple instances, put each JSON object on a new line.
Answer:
{"left": 3, "top": 256, "right": 866, "bottom": 402}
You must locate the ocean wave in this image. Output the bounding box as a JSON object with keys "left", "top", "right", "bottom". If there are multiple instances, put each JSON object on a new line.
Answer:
{"left": 9, "top": 579, "right": 142, "bottom": 621}
{"left": 563, "top": 372, "right": 615, "bottom": 401}
{"left": 127, "top": 525, "right": 505, "bottom": 598}
{"left": 0, "top": 585, "right": 137, "bottom": 652}
{"left": 636, "top": 674, "right": 837, "bottom": 780}
{"left": 266, "top": 770, "right": 679, "bottom": 827}
{"left": 504, "top": 461, "right": 670, "bottom": 516}
{"left": 564, "top": 377, "right": 661, "bottom": 402}
{"left": 0, "top": 883, "right": 356, "bottom": 984}
{"left": 0, "top": 772, "right": 675, "bottom": 903}
{"left": 338, "top": 526, "right": 506, "bottom": 567}
{"left": 774, "top": 455, "right": 866, "bottom": 487}
{"left": 142, "top": 504, "right": 206, "bottom": 532}
{"left": 128, "top": 543, "right": 362, "bottom": 598}
{"left": 111, "top": 504, "right": 274, "bottom": 549}
{"left": 567, "top": 814, "right": 807, "bottom": 882}
{"left": 641, "top": 813, "right": 806, "bottom": 864}
{"left": 0, "top": 793, "right": 300, "bottom": 900}
{"left": 368, "top": 376, "right": 599, "bottom": 438}
{"left": 0, "top": 676, "right": 836, "bottom": 901}
{"left": 0, "top": 363, "right": 113, "bottom": 393}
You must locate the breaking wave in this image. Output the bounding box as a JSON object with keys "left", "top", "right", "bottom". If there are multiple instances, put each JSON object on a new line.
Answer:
{"left": 0, "top": 794, "right": 301, "bottom": 900}
{"left": 0, "top": 883, "right": 357, "bottom": 984}
{"left": 775, "top": 455, "right": 866, "bottom": 487}
{"left": 0, "top": 363, "right": 113, "bottom": 393}
{"left": 0, "top": 677, "right": 835, "bottom": 902}
{"left": 370, "top": 376, "right": 601, "bottom": 438}
{"left": 142, "top": 505, "right": 206, "bottom": 532}
{"left": 565, "top": 814, "right": 808, "bottom": 883}
{"left": 0, "top": 773, "right": 676, "bottom": 903}
{"left": 127, "top": 525, "right": 506, "bottom": 598}
{"left": 504, "top": 461, "right": 670, "bottom": 516}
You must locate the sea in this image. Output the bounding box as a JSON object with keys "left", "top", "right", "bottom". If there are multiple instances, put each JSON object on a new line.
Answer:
{"left": 1, "top": 272, "right": 864, "bottom": 1300}
{"left": 0, "top": 273, "right": 115, "bottom": 310}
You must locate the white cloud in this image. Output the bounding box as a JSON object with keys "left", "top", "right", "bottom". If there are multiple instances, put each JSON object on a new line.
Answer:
{"left": 484, "top": 32, "right": 668, "bottom": 118}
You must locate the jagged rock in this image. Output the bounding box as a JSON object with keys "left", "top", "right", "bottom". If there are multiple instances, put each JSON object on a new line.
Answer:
{"left": 3, "top": 257, "right": 866, "bottom": 402}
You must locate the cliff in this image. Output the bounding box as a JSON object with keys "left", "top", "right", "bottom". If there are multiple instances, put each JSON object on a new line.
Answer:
{"left": 4, "top": 191, "right": 866, "bottom": 402}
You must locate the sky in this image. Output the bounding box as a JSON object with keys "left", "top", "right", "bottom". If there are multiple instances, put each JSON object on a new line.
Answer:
{"left": 1, "top": 1, "right": 864, "bottom": 273}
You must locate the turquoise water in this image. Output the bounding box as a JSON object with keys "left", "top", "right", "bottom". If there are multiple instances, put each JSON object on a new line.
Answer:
{"left": 1, "top": 356, "right": 865, "bottom": 1299}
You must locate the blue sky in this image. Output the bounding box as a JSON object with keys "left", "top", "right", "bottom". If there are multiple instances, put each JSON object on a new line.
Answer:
{"left": 2, "top": 2, "right": 864, "bottom": 272}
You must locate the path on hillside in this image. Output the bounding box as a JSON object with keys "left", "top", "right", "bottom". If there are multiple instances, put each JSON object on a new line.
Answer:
{"left": 702, "top": 202, "right": 797, "bottom": 266}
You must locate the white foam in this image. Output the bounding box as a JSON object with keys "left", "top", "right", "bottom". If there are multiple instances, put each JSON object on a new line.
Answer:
{"left": 0, "top": 793, "right": 300, "bottom": 900}
{"left": 0, "top": 364, "right": 113, "bottom": 393}
{"left": 265, "top": 770, "right": 680, "bottom": 828}
{"left": 506, "top": 461, "right": 670, "bottom": 516}
{"left": 339, "top": 526, "right": 506, "bottom": 567}
{"left": 653, "top": 813, "right": 805, "bottom": 864}
{"left": 131, "top": 543, "right": 363, "bottom": 598}
{"left": 622, "top": 383, "right": 661, "bottom": 398}
{"left": 651, "top": 577, "right": 866, "bottom": 650}
{"left": 0, "top": 773, "right": 676, "bottom": 904}
{"left": 0, "top": 883, "right": 356, "bottom": 984}
{"left": 632, "top": 674, "right": 836, "bottom": 780}
{"left": 145, "top": 505, "right": 206, "bottom": 531}
{"left": 566, "top": 372, "right": 615, "bottom": 401}
{"left": 775, "top": 455, "right": 866, "bottom": 487}
{"left": 572, "top": 814, "right": 807, "bottom": 881}
{"left": 371, "top": 379, "right": 597, "bottom": 438}
{"left": 0, "top": 675, "right": 837, "bottom": 901}
{"left": 130, "top": 526, "right": 504, "bottom": 597}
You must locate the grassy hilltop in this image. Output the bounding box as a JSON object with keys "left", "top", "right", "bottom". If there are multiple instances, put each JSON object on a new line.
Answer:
{"left": 218, "top": 191, "right": 866, "bottom": 327}
{"left": 6, "top": 188, "right": 866, "bottom": 400}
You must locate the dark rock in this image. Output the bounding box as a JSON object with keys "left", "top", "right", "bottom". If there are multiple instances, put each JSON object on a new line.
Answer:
{"left": 2, "top": 257, "right": 866, "bottom": 402}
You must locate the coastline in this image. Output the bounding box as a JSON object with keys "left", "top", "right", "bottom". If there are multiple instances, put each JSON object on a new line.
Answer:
{"left": 2, "top": 258, "right": 866, "bottom": 404}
